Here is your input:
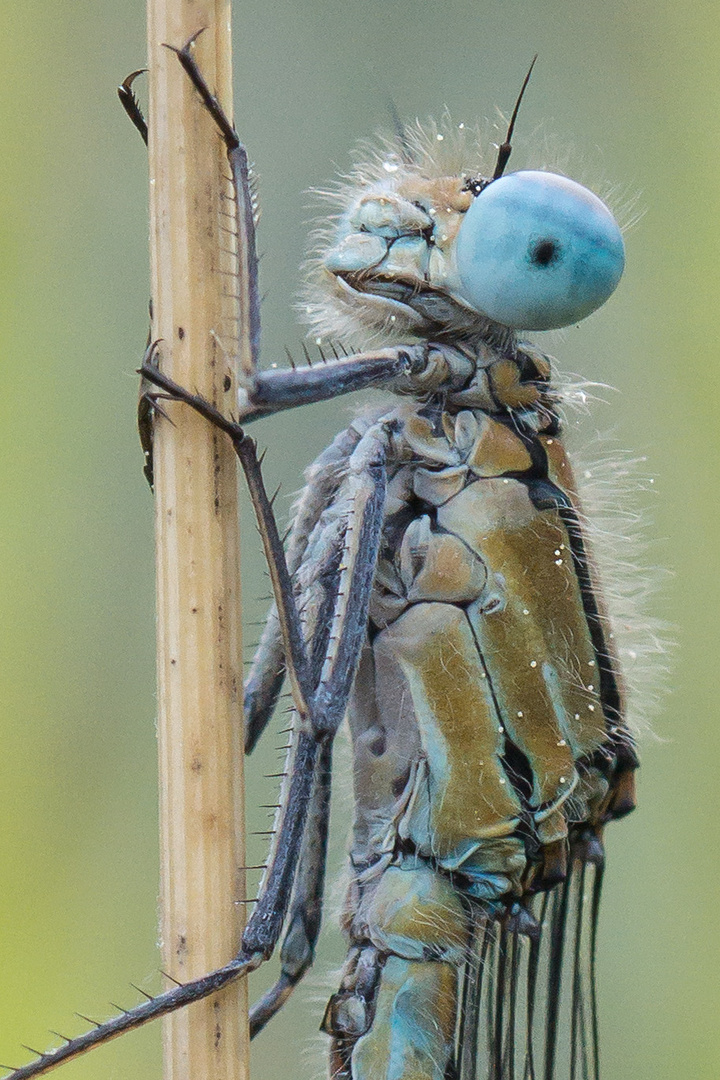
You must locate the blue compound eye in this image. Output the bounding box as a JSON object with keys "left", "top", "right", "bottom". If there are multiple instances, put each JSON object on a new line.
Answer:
{"left": 455, "top": 170, "right": 625, "bottom": 330}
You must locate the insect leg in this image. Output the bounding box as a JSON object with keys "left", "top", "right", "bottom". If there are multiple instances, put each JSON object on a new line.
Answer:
{"left": 238, "top": 415, "right": 391, "bottom": 961}
{"left": 3, "top": 732, "right": 323, "bottom": 1078}
{"left": 167, "top": 32, "right": 259, "bottom": 378}
{"left": 244, "top": 425, "right": 362, "bottom": 753}
{"left": 249, "top": 740, "right": 332, "bottom": 1035}
{"left": 0, "top": 415, "right": 311, "bottom": 1077}
{"left": 144, "top": 338, "right": 428, "bottom": 428}
{"left": 138, "top": 38, "right": 429, "bottom": 453}
{"left": 116, "top": 73, "right": 155, "bottom": 486}
{"left": 239, "top": 345, "right": 427, "bottom": 421}
{"left": 324, "top": 945, "right": 386, "bottom": 1080}
{"left": 248, "top": 414, "right": 394, "bottom": 1025}
{"left": 140, "top": 363, "right": 394, "bottom": 741}
{"left": 133, "top": 31, "right": 261, "bottom": 489}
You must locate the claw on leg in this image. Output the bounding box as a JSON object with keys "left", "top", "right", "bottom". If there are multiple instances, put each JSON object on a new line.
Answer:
{"left": 163, "top": 30, "right": 239, "bottom": 151}
{"left": 138, "top": 360, "right": 246, "bottom": 444}
{"left": 137, "top": 339, "right": 167, "bottom": 489}
{"left": 118, "top": 69, "right": 148, "bottom": 145}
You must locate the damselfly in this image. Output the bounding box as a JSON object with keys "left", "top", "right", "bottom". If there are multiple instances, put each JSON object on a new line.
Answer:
{"left": 6, "top": 36, "right": 647, "bottom": 1080}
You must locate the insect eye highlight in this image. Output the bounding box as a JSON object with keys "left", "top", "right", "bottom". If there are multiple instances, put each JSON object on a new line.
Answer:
{"left": 454, "top": 170, "right": 625, "bottom": 330}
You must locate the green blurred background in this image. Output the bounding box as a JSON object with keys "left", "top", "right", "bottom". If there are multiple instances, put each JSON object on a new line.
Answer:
{"left": 0, "top": 0, "right": 717, "bottom": 1077}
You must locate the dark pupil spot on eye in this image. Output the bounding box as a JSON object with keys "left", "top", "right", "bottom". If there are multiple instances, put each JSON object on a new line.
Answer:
{"left": 530, "top": 238, "right": 560, "bottom": 266}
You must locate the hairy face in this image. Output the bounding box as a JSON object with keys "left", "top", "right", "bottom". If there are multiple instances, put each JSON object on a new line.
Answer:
{"left": 300, "top": 120, "right": 503, "bottom": 348}
{"left": 321, "top": 174, "right": 485, "bottom": 338}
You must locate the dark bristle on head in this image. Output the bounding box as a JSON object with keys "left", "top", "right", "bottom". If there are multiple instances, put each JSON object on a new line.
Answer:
{"left": 386, "top": 96, "right": 415, "bottom": 164}
{"left": 492, "top": 54, "right": 538, "bottom": 181}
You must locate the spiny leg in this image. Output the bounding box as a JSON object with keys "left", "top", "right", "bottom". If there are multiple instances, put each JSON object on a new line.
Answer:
{"left": 244, "top": 425, "right": 362, "bottom": 753}
{"left": 125, "top": 31, "right": 260, "bottom": 489}
{"left": 246, "top": 406, "right": 384, "bottom": 1025}
{"left": 0, "top": 395, "right": 312, "bottom": 1077}
{"left": 140, "top": 332, "right": 424, "bottom": 454}
{"left": 182, "top": 383, "right": 393, "bottom": 997}
{"left": 117, "top": 70, "right": 156, "bottom": 484}
{"left": 150, "top": 374, "right": 393, "bottom": 1009}
{"left": 249, "top": 416, "right": 400, "bottom": 1024}
{"left": 2, "top": 381, "right": 391, "bottom": 1079}
{"left": 167, "top": 30, "right": 260, "bottom": 379}
{"left": 3, "top": 724, "right": 321, "bottom": 1080}
{"left": 249, "top": 740, "right": 332, "bottom": 1036}
{"left": 139, "top": 362, "right": 394, "bottom": 733}
{"left": 148, "top": 29, "right": 430, "bottom": 415}
{"left": 241, "top": 412, "right": 391, "bottom": 959}
{"left": 140, "top": 334, "right": 425, "bottom": 469}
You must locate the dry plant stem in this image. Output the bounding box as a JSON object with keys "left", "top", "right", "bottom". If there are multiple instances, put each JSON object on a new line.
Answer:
{"left": 146, "top": 2, "right": 249, "bottom": 1079}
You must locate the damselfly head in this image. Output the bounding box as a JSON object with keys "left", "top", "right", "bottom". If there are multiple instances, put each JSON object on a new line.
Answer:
{"left": 314, "top": 160, "right": 624, "bottom": 341}
{"left": 307, "top": 61, "right": 625, "bottom": 343}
